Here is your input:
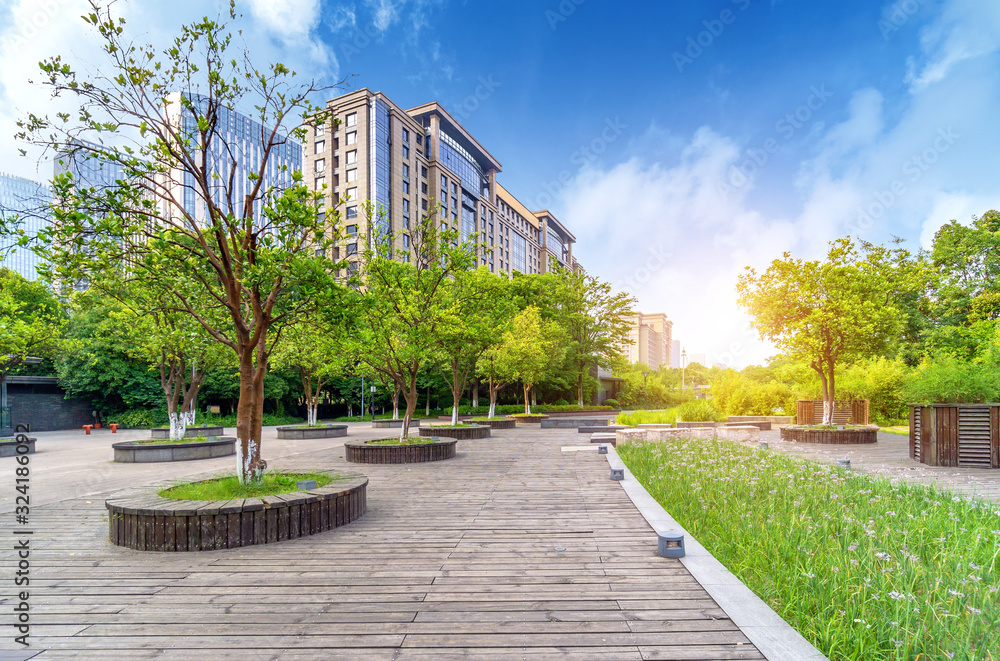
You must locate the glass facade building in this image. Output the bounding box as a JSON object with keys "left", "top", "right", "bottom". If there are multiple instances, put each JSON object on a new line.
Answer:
{"left": 0, "top": 174, "right": 51, "bottom": 280}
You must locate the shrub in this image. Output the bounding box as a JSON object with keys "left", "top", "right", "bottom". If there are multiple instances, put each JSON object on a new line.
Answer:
{"left": 617, "top": 408, "right": 677, "bottom": 427}
{"left": 675, "top": 399, "right": 724, "bottom": 422}
{"left": 552, "top": 398, "right": 570, "bottom": 406}
{"left": 107, "top": 409, "right": 169, "bottom": 428}
{"left": 602, "top": 398, "right": 620, "bottom": 408}
{"left": 903, "top": 353, "right": 1000, "bottom": 404}
{"left": 838, "top": 357, "right": 908, "bottom": 422}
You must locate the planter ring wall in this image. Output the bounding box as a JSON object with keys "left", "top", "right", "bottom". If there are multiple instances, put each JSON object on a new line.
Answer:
{"left": 345, "top": 438, "right": 457, "bottom": 464}
{"left": 106, "top": 475, "right": 367, "bottom": 551}
{"left": 909, "top": 403, "right": 1000, "bottom": 468}
{"left": 276, "top": 424, "right": 348, "bottom": 440}
{"left": 114, "top": 437, "right": 237, "bottom": 463}
{"left": 780, "top": 426, "right": 877, "bottom": 444}
{"left": 372, "top": 419, "right": 420, "bottom": 429}
{"left": 418, "top": 425, "right": 490, "bottom": 440}
{"left": 0, "top": 437, "right": 35, "bottom": 457}
{"left": 471, "top": 418, "right": 516, "bottom": 430}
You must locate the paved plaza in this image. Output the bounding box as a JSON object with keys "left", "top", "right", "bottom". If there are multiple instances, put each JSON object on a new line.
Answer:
{"left": 0, "top": 424, "right": 765, "bottom": 660}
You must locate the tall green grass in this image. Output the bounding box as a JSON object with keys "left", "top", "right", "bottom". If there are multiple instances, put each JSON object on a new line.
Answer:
{"left": 616, "top": 408, "right": 678, "bottom": 427}
{"left": 618, "top": 438, "right": 1000, "bottom": 660}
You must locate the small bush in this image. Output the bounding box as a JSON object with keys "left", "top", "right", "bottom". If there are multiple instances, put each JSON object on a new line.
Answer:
{"left": 552, "top": 398, "right": 570, "bottom": 406}
{"left": 903, "top": 353, "right": 1000, "bottom": 404}
{"left": 675, "top": 399, "right": 724, "bottom": 422}
{"left": 603, "top": 398, "right": 620, "bottom": 408}
{"left": 617, "top": 408, "right": 678, "bottom": 427}
{"left": 108, "top": 409, "right": 169, "bottom": 428}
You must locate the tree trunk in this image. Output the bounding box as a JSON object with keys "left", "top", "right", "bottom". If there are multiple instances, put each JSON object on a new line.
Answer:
{"left": 425, "top": 383, "right": 430, "bottom": 416}
{"left": 392, "top": 386, "right": 399, "bottom": 420}
{"left": 531, "top": 386, "right": 537, "bottom": 407}
{"left": 236, "top": 346, "right": 267, "bottom": 484}
{"left": 813, "top": 359, "right": 831, "bottom": 426}
{"left": 488, "top": 376, "right": 498, "bottom": 419}
{"left": 401, "top": 374, "right": 419, "bottom": 439}
{"left": 577, "top": 371, "right": 585, "bottom": 407}
{"left": 523, "top": 382, "right": 532, "bottom": 415}
{"left": 472, "top": 380, "right": 479, "bottom": 409}
{"left": 825, "top": 357, "right": 836, "bottom": 426}
{"left": 168, "top": 411, "right": 187, "bottom": 440}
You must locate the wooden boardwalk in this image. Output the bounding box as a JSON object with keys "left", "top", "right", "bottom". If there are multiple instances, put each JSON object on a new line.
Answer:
{"left": 0, "top": 426, "right": 762, "bottom": 659}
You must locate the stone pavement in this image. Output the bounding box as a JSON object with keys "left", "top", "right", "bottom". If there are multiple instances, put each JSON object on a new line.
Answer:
{"left": 0, "top": 423, "right": 765, "bottom": 659}
{"left": 760, "top": 429, "right": 1000, "bottom": 503}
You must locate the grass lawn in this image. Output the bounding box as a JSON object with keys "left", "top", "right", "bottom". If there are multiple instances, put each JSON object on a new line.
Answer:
{"left": 616, "top": 408, "right": 678, "bottom": 427}
{"left": 367, "top": 438, "right": 435, "bottom": 446}
{"left": 618, "top": 437, "right": 1000, "bottom": 660}
{"left": 880, "top": 426, "right": 910, "bottom": 436}
{"left": 135, "top": 436, "right": 213, "bottom": 445}
{"left": 159, "top": 472, "right": 335, "bottom": 500}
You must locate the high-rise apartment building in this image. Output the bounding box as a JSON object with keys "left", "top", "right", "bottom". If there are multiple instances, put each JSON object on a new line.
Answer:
{"left": 0, "top": 173, "right": 51, "bottom": 280}
{"left": 621, "top": 312, "right": 674, "bottom": 370}
{"left": 672, "top": 339, "right": 681, "bottom": 371}
{"left": 303, "top": 88, "right": 577, "bottom": 274}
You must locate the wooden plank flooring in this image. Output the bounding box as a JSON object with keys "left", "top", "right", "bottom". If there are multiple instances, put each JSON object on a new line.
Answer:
{"left": 0, "top": 428, "right": 762, "bottom": 659}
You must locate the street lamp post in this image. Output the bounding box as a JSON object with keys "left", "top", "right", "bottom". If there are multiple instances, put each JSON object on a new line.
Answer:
{"left": 681, "top": 349, "right": 687, "bottom": 393}
{"left": 643, "top": 371, "right": 648, "bottom": 410}
{"left": 370, "top": 385, "right": 377, "bottom": 423}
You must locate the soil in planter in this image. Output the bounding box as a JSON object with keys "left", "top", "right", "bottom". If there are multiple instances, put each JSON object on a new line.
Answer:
{"left": 367, "top": 438, "right": 436, "bottom": 446}
{"left": 159, "top": 472, "right": 338, "bottom": 500}
{"left": 135, "top": 436, "right": 213, "bottom": 445}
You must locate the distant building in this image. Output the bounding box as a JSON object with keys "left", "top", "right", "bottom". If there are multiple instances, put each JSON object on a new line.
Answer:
{"left": 671, "top": 339, "right": 681, "bottom": 371}
{"left": 0, "top": 173, "right": 51, "bottom": 280}
{"left": 688, "top": 352, "right": 707, "bottom": 367}
{"left": 303, "top": 88, "right": 579, "bottom": 274}
{"left": 621, "top": 312, "right": 673, "bottom": 370}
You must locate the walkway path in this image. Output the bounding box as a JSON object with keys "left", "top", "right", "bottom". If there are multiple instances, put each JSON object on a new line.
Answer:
{"left": 760, "top": 429, "right": 1000, "bottom": 503}
{"left": 0, "top": 425, "right": 763, "bottom": 659}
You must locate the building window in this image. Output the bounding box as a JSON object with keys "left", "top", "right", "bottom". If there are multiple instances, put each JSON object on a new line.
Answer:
{"left": 402, "top": 163, "right": 409, "bottom": 179}
{"left": 403, "top": 180, "right": 410, "bottom": 194}
{"left": 402, "top": 145, "right": 409, "bottom": 159}
{"left": 346, "top": 150, "right": 357, "bottom": 165}
{"left": 346, "top": 169, "right": 357, "bottom": 182}
{"left": 402, "top": 234, "right": 410, "bottom": 248}
{"left": 315, "top": 124, "right": 325, "bottom": 138}
{"left": 314, "top": 159, "right": 325, "bottom": 173}
{"left": 441, "top": 175, "right": 447, "bottom": 191}
{"left": 403, "top": 214, "right": 410, "bottom": 229}
{"left": 422, "top": 199, "right": 428, "bottom": 210}
{"left": 346, "top": 187, "right": 358, "bottom": 201}
{"left": 346, "top": 112, "right": 357, "bottom": 127}
{"left": 421, "top": 182, "right": 428, "bottom": 194}
{"left": 346, "top": 206, "right": 357, "bottom": 219}
{"left": 346, "top": 131, "right": 357, "bottom": 145}
{"left": 314, "top": 140, "right": 324, "bottom": 154}
{"left": 346, "top": 224, "right": 358, "bottom": 235}
{"left": 451, "top": 182, "right": 458, "bottom": 195}
{"left": 402, "top": 128, "right": 409, "bottom": 143}
{"left": 315, "top": 176, "right": 325, "bottom": 189}
{"left": 402, "top": 199, "right": 409, "bottom": 212}
{"left": 346, "top": 242, "right": 358, "bottom": 255}
{"left": 421, "top": 166, "right": 428, "bottom": 178}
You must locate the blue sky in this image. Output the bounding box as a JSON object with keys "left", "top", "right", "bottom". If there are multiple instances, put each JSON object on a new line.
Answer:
{"left": 2, "top": 0, "right": 999, "bottom": 367}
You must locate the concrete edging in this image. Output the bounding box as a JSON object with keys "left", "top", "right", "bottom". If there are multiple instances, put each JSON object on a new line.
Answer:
{"left": 603, "top": 444, "right": 829, "bottom": 661}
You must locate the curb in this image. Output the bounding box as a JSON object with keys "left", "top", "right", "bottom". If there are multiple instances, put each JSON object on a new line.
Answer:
{"left": 603, "top": 444, "right": 829, "bottom": 661}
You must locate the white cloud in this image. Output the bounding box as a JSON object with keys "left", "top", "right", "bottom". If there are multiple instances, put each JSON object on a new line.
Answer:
{"left": 365, "top": 0, "right": 400, "bottom": 32}
{"left": 904, "top": 0, "right": 1000, "bottom": 91}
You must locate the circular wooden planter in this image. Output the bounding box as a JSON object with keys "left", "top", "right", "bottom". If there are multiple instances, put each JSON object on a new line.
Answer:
{"left": 149, "top": 426, "right": 224, "bottom": 440}
{"left": 508, "top": 415, "right": 549, "bottom": 424}
{"left": 470, "top": 418, "right": 516, "bottom": 430}
{"left": 113, "top": 437, "right": 236, "bottom": 463}
{"left": 105, "top": 475, "right": 367, "bottom": 552}
{"left": 419, "top": 425, "right": 490, "bottom": 440}
{"left": 0, "top": 437, "right": 35, "bottom": 457}
{"left": 345, "top": 438, "right": 457, "bottom": 464}
{"left": 372, "top": 419, "right": 420, "bottom": 429}
{"left": 780, "top": 426, "right": 878, "bottom": 444}
{"left": 276, "top": 425, "right": 348, "bottom": 440}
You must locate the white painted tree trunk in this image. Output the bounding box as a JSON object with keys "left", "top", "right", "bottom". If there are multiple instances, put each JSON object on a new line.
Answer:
{"left": 168, "top": 411, "right": 187, "bottom": 441}
{"left": 488, "top": 397, "right": 496, "bottom": 419}
{"left": 823, "top": 400, "right": 833, "bottom": 426}
{"left": 185, "top": 408, "right": 196, "bottom": 427}
{"left": 451, "top": 405, "right": 459, "bottom": 426}
{"left": 307, "top": 404, "right": 318, "bottom": 427}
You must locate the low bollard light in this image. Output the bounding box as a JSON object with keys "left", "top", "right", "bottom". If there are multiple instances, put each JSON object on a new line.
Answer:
{"left": 836, "top": 458, "right": 851, "bottom": 469}
{"left": 296, "top": 479, "right": 318, "bottom": 491}
{"left": 610, "top": 468, "right": 624, "bottom": 481}
{"left": 598, "top": 445, "right": 608, "bottom": 455}
{"left": 657, "top": 531, "right": 685, "bottom": 558}
{"left": 759, "top": 441, "right": 768, "bottom": 450}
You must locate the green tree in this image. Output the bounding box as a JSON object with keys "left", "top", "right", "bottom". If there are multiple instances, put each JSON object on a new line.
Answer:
{"left": 737, "top": 238, "right": 900, "bottom": 425}
{"left": 489, "top": 306, "right": 562, "bottom": 415}
{"left": 270, "top": 318, "right": 353, "bottom": 427}
{"left": 548, "top": 266, "right": 635, "bottom": 406}
{"left": 355, "top": 205, "right": 475, "bottom": 438}
{"left": 0, "top": 269, "right": 66, "bottom": 415}
{"left": 21, "top": 4, "right": 345, "bottom": 482}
